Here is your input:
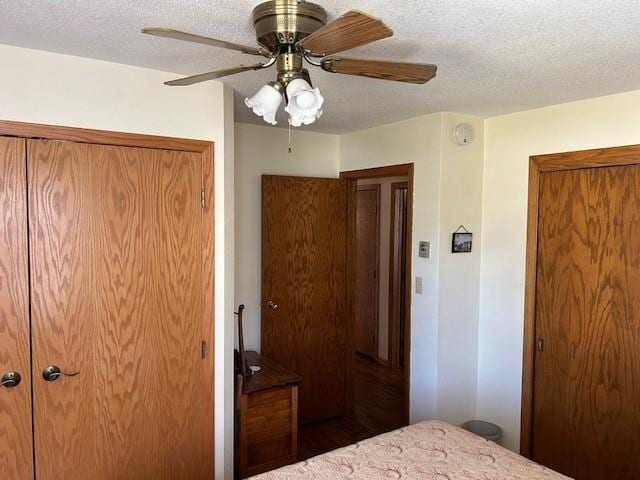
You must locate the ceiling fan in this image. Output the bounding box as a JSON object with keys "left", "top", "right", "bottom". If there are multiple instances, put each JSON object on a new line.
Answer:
{"left": 142, "top": 0, "right": 437, "bottom": 127}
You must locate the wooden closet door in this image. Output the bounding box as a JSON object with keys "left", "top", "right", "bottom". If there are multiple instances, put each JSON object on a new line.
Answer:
{"left": 0, "top": 137, "right": 33, "bottom": 480}
{"left": 262, "top": 175, "right": 347, "bottom": 424}
{"left": 28, "top": 139, "right": 210, "bottom": 480}
{"left": 533, "top": 165, "right": 640, "bottom": 479}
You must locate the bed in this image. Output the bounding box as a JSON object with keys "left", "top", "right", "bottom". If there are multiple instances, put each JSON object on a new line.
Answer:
{"left": 249, "top": 420, "right": 569, "bottom": 479}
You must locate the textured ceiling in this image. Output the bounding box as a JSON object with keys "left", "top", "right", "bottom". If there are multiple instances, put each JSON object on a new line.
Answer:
{"left": 1, "top": 1, "right": 640, "bottom": 133}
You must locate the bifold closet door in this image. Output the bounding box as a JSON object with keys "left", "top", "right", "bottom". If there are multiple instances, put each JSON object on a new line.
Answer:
{"left": 533, "top": 165, "right": 640, "bottom": 478}
{"left": 0, "top": 137, "right": 33, "bottom": 479}
{"left": 28, "top": 139, "right": 211, "bottom": 479}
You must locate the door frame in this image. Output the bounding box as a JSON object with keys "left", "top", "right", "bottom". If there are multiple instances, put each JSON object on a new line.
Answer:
{"left": 521, "top": 143, "right": 640, "bottom": 457}
{"left": 341, "top": 163, "right": 414, "bottom": 425}
{"left": 0, "top": 119, "right": 216, "bottom": 474}
{"left": 355, "top": 183, "right": 381, "bottom": 360}
{"left": 388, "top": 181, "right": 408, "bottom": 369}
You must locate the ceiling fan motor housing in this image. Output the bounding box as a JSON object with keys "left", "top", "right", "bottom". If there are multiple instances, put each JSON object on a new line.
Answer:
{"left": 252, "top": 0, "right": 327, "bottom": 51}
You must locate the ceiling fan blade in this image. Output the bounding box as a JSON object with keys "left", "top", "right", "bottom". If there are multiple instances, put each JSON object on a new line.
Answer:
{"left": 165, "top": 63, "right": 267, "bottom": 86}
{"left": 321, "top": 57, "right": 437, "bottom": 84}
{"left": 142, "top": 27, "right": 271, "bottom": 57}
{"left": 297, "top": 10, "right": 393, "bottom": 56}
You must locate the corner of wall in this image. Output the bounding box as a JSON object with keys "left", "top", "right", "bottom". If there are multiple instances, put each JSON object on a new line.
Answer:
{"left": 216, "top": 83, "right": 236, "bottom": 480}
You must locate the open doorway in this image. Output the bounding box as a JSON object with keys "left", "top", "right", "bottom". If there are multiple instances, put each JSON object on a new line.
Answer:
{"left": 352, "top": 174, "right": 409, "bottom": 434}
{"left": 297, "top": 163, "right": 413, "bottom": 460}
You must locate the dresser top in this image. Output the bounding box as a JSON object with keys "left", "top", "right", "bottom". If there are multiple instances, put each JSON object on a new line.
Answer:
{"left": 242, "top": 351, "right": 302, "bottom": 394}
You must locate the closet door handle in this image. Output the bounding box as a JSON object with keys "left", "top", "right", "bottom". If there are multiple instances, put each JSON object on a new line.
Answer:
{"left": 267, "top": 300, "right": 278, "bottom": 310}
{"left": 42, "top": 365, "right": 80, "bottom": 382}
{"left": 1, "top": 371, "right": 21, "bottom": 388}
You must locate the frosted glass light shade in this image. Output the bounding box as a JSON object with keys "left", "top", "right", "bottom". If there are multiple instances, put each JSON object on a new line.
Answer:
{"left": 284, "top": 78, "right": 324, "bottom": 127}
{"left": 245, "top": 84, "right": 283, "bottom": 125}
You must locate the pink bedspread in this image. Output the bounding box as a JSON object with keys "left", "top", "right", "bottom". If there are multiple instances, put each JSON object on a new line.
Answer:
{"left": 250, "top": 421, "right": 569, "bottom": 480}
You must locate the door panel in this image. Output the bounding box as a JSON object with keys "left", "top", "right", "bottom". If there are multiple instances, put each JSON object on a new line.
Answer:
{"left": 389, "top": 183, "right": 408, "bottom": 369}
{"left": 355, "top": 185, "right": 379, "bottom": 359}
{"left": 0, "top": 137, "right": 33, "bottom": 480}
{"left": 262, "top": 176, "right": 347, "bottom": 424}
{"left": 28, "top": 139, "right": 209, "bottom": 480}
{"left": 533, "top": 165, "right": 640, "bottom": 479}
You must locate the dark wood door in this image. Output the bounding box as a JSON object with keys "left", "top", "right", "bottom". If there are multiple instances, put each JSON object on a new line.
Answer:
{"left": 0, "top": 137, "right": 33, "bottom": 480}
{"left": 28, "top": 139, "right": 212, "bottom": 479}
{"left": 262, "top": 175, "right": 347, "bottom": 424}
{"left": 389, "top": 183, "right": 408, "bottom": 369}
{"left": 355, "top": 185, "right": 379, "bottom": 359}
{"left": 533, "top": 165, "right": 640, "bottom": 479}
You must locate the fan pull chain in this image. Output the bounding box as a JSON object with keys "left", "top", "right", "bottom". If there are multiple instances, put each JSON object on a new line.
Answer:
{"left": 288, "top": 122, "right": 293, "bottom": 154}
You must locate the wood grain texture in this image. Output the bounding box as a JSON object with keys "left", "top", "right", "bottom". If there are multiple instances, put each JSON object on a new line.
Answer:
{"left": 520, "top": 160, "right": 541, "bottom": 457}
{"left": 242, "top": 351, "right": 302, "bottom": 395}
{"left": 532, "top": 165, "right": 640, "bottom": 479}
{"left": 141, "top": 28, "right": 269, "bottom": 57}
{"left": 0, "top": 119, "right": 210, "bottom": 153}
{"left": 261, "top": 175, "right": 347, "bottom": 424}
{"left": 200, "top": 143, "right": 215, "bottom": 478}
{"left": 388, "top": 182, "right": 408, "bottom": 369}
{"left": 355, "top": 185, "right": 380, "bottom": 359}
{"left": 340, "top": 163, "right": 414, "bottom": 180}
{"left": 322, "top": 57, "right": 437, "bottom": 84}
{"left": 345, "top": 178, "right": 358, "bottom": 416}
{"left": 28, "top": 139, "right": 211, "bottom": 480}
{"left": 237, "top": 352, "right": 299, "bottom": 479}
{"left": 532, "top": 143, "right": 640, "bottom": 172}
{"left": 298, "top": 10, "right": 393, "bottom": 56}
{"left": 0, "top": 137, "right": 33, "bottom": 480}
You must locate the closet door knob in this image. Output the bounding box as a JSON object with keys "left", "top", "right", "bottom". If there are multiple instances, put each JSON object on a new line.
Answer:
{"left": 267, "top": 300, "right": 278, "bottom": 310}
{"left": 1, "top": 371, "right": 21, "bottom": 388}
{"left": 42, "top": 365, "right": 80, "bottom": 382}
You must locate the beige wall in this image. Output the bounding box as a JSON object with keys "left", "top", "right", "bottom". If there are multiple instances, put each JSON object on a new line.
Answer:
{"left": 0, "top": 44, "right": 236, "bottom": 478}
{"left": 437, "top": 113, "right": 484, "bottom": 424}
{"left": 357, "top": 176, "right": 408, "bottom": 361}
{"left": 478, "top": 89, "right": 640, "bottom": 451}
{"left": 234, "top": 123, "right": 340, "bottom": 351}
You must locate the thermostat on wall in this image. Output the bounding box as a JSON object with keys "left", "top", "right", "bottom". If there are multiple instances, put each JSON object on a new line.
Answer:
{"left": 454, "top": 123, "right": 474, "bottom": 146}
{"left": 419, "top": 241, "right": 430, "bottom": 259}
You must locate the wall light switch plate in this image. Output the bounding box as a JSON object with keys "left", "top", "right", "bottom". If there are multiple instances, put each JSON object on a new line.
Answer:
{"left": 419, "top": 241, "right": 430, "bottom": 259}
{"left": 415, "top": 276, "right": 423, "bottom": 295}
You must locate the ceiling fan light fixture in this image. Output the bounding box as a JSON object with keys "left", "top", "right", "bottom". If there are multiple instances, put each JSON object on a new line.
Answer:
{"left": 285, "top": 78, "right": 324, "bottom": 127}
{"left": 145, "top": 5, "right": 438, "bottom": 129}
{"left": 245, "top": 82, "right": 283, "bottom": 125}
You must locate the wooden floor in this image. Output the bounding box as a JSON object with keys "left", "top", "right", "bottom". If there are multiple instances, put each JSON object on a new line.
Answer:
{"left": 298, "top": 353, "right": 405, "bottom": 461}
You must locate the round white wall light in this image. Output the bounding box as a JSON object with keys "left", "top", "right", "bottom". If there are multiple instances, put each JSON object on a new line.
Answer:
{"left": 453, "top": 123, "right": 474, "bottom": 146}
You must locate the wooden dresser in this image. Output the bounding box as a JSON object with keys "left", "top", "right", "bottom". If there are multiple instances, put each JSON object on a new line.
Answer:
{"left": 236, "top": 351, "right": 302, "bottom": 479}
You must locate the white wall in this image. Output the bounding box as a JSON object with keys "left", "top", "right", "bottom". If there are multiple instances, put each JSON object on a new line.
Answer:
{"left": 234, "top": 123, "right": 340, "bottom": 351}
{"left": 436, "top": 113, "right": 484, "bottom": 425}
{"left": 478, "top": 89, "right": 640, "bottom": 451}
{"left": 0, "top": 44, "right": 235, "bottom": 479}
{"left": 357, "top": 176, "right": 408, "bottom": 362}
{"left": 340, "top": 112, "right": 484, "bottom": 424}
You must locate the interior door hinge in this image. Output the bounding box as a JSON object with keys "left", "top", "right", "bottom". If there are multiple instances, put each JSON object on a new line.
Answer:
{"left": 201, "top": 189, "right": 206, "bottom": 209}
{"left": 201, "top": 340, "right": 207, "bottom": 359}
{"left": 537, "top": 338, "right": 544, "bottom": 352}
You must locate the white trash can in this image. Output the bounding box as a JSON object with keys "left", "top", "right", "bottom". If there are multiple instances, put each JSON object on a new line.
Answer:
{"left": 461, "top": 420, "right": 503, "bottom": 444}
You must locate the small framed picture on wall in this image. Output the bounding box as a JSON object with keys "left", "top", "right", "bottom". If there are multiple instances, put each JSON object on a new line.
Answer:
{"left": 452, "top": 226, "right": 472, "bottom": 253}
